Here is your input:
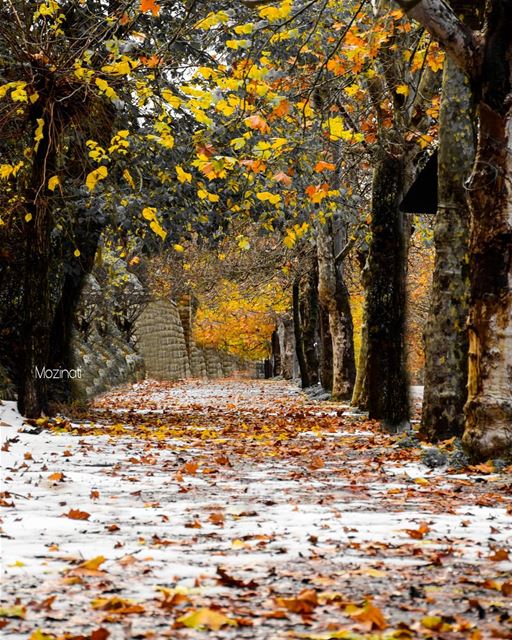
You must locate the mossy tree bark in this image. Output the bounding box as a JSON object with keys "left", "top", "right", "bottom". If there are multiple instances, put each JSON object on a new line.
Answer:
{"left": 420, "top": 57, "right": 476, "bottom": 441}
{"left": 463, "top": 1, "right": 512, "bottom": 458}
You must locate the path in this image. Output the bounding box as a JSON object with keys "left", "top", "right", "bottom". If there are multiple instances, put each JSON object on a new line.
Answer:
{"left": 1, "top": 379, "right": 511, "bottom": 639}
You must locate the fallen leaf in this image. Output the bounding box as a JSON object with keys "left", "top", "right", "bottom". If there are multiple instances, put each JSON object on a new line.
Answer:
{"left": 0, "top": 605, "right": 26, "bottom": 619}
{"left": 63, "top": 509, "right": 90, "bottom": 520}
{"left": 275, "top": 589, "right": 318, "bottom": 614}
{"left": 347, "top": 601, "right": 388, "bottom": 631}
{"left": 48, "top": 472, "right": 64, "bottom": 482}
{"left": 177, "top": 608, "right": 237, "bottom": 631}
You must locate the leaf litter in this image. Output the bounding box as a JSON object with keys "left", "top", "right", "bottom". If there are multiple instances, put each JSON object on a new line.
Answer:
{"left": 1, "top": 379, "right": 511, "bottom": 639}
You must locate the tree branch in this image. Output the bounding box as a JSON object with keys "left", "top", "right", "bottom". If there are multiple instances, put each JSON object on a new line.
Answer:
{"left": 240, "top": 0, "right": 280, "bottom": 7}
{"left": 394, "top": 0, "right": 481, "bottom": 78}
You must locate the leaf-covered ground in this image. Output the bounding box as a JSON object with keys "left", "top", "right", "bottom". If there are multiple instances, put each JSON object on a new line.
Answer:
{"left": 1, "top": 379, "right": 511, "bottom": 640}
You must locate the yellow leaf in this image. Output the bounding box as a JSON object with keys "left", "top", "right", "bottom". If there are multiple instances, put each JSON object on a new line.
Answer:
{"left": 256, "top": 191, "right": 281, "bottom": 205}
{"left": 24, "top": 213, "right": 33, "bottom": 223}
{"left": 150, "top": 219, "right": 167, "bottom": 240}
{"left": 162, "top": 90, "right": 181, "bottom": 108}
{"left": 231, "top": 538, "right": 245, "bottom": 548}
{"left": 173, "top": 244, "right": 185, "bottom": 252}
{"left": 123, "top": 169, "right": 135, "bottom": 189}
{"left": 95, "top": 77, "right": 118, "bottom": 101}
{"left": 414, "top": 477, "right": 430, "bottom": 486}
{"left": 396, "top": 83, "right": 410, "bottom": 96}
{"left": 34, "top": 118, "right": 45, "bottom": 152}
{"left": 47, "top": 175, "right": 60, "bottom": 191}
{"left": 76, "top": 555, "right": 107, "bottom": 571}
{"left": 234, "top": 23, "right": 254, "bottom": 34}
{"left": 142, "top": 206, "right": 157, "bottom": 221}
{"left": 74, "top": 249, "right": 81, "bottom": 257}
{"left": 0, "top": 605, "right": 25, "bottom": 618}
{"left": 29, "top": 631, "right": 55, "bottom": 640}
{"left": 175, "top": 166, "right": 192, "bottom": 183}
{"left": 85, "top": 166, "right": 108, "bottom": 191}
{"left": 177, "top": 608, "right": 237, "bottom": 631}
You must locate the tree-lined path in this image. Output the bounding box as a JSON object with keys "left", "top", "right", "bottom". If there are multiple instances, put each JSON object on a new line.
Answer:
{"left": 1, "top": 379, "right": 511, "bottom": 639}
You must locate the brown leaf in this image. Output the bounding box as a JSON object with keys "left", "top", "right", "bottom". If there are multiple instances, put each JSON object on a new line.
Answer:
{"left": 209, "top": 512, "right": 225, "bottom": 526}
{"left": 404, "top": 521, "right": 430, "bottom": 539}
{"left": 275, "top": 589, "right": 318, "bottom": 614}
{"left": 489, "top": 548, "right": 510, "bottom": 562}
{"left": 63, "top": 509, "right": 90, "bottom": 520}
{"left": 216, "top": 566, "right": 258, "bottom": 589}
{"left": 348, "top": 601, "right": 388, "bottom": 631}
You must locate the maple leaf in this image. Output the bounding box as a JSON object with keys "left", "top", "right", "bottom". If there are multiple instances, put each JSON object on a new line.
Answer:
{"left": 140, "top": 0, "right": 160, "bottom": 16}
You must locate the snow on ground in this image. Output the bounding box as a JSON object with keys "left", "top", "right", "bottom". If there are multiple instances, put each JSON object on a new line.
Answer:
{"left": 1, "top": 381, "right": 511, "bottom": 639}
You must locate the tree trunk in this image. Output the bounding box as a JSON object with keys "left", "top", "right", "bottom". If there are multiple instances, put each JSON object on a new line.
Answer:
{"left": 293, "top": 264, "right": 319, "bottom": 388}
{"left": 300, "top": 264, "right": 320, "bottom": 387}
{"left": 462, "top": 2, "right": 512, "bottom": 459}
{"left": 48, "top": 223, "right": 102, "bottom": 402}
{"left": 421, "top": 56, "right": 476, "bottom": 441}
{"left": 351, "top": 253, "right": 369, "bottom": 410}
{"left": 318, "top": 303, "right": 333, "bottom": 392}
{"left": 278, "top": 317, "right": 295, "bottom": 379}
{"left": 293, "top": 279, "right": 311, "bottom": 388}
{"left": 366, "top": 151, "right": 410, "bottom": 428}
{"left": 17, "top": 113, "right": 55, "bottom": 417}
{"left": 271, "top": 329, "right": 282, "bottom": 377}
{"left": 317, "top": 219, "right": 356, "bottom": 400}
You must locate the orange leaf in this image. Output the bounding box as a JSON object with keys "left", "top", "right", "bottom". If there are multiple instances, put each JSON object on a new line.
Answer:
{"left": 63, "top": 509, "right": 90, "bottom": 520}
{"left": 489, "top": 548, "right": 510, "bottom": 562}
{"left": 140, "top": 0, "right": 160, "bottom": 15}
{"left": 314, "top": 161, "right": 336, "bottom": 173}
{"left": 48, "top": 472, "right": 64, "bottom": 482}
{"left": 183, "top": 460, "right": 198, "bottom": 474}
{"left": 349, "top": 602, "right": 388, "bottom": 631}
{"left": 244, "top": 114, "right": 270, "bottom": 133}
{"left": 275, "top": 589, "right": 318, "bottom": 614}
{"left": 404, "top": 521, "right": 430, "bottom": 539}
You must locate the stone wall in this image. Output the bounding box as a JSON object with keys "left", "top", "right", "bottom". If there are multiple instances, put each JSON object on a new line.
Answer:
{"left": 134, "top": 299, "right": 191, "bottom": 380}
{"left": 70, "top": 325, "right": 145, "bottom": 402}
{"left": 0, "top": 286, "right": 258, "bottom": 403}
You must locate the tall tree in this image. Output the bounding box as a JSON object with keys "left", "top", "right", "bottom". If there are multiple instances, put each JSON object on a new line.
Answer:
{"left": 396, "top": 0, "right": 512, "bottom": 458}
{"left": 421, "top": 0, "right": 482, "bottom": 441}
